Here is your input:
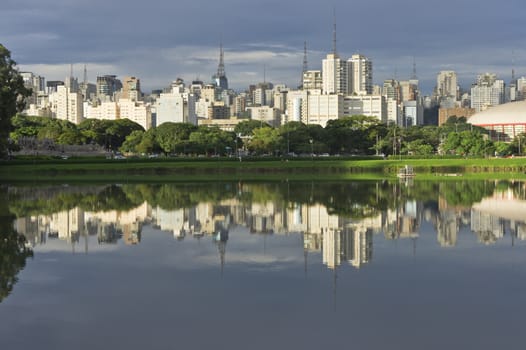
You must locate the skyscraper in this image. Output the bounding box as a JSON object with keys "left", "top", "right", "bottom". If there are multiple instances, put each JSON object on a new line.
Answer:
{"left": 347, "top": 54, "right": 373, "bottom": 95}
{"left": 436, "top": 71, "right": 458, "bottom": 99}
{"left": 470, "top": 73, "right": 505, "bottom": 112}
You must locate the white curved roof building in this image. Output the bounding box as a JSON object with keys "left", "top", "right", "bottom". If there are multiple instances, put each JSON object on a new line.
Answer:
{"left": 468, "top": 101, "right": 526, "bottom": 141}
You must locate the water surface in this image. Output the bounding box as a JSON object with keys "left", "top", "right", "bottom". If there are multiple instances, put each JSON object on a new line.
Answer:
{"left": 1, "top": 180, "right": 526, "bottom": 349}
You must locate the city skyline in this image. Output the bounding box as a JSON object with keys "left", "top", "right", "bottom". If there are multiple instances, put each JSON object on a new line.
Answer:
{"left": 3, "top": 0, "right": 526, "bottom": 94}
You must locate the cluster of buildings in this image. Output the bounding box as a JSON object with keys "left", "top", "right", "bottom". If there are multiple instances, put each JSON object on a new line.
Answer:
{"left": 14, "top": 183, "right": 526, "bottom": 270}
{"left": 19, "top": 35, "right": 526, "bottom": 139}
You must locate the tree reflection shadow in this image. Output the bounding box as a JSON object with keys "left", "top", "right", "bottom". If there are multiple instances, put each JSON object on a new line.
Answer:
{"left": 0, "top": 190, "right": 33, "bottom": 303}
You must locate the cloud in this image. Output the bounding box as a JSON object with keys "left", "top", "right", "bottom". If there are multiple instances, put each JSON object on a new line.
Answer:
{"left": 4, "top": 0, "right": 526, "bottom": 94}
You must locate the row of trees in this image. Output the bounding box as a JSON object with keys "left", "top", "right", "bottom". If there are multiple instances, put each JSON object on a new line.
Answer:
{"left": 10, "top": 115, "right": 144, "bottom": 152}
{"left": 9, "top": 114, "right": 523, "bottom": 157}
{"left": 119, "top": 116, "right": 521, "bottom": 157}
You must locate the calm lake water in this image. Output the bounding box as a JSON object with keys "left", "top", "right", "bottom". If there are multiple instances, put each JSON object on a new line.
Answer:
{"left": 1, "top": 180, "right": 526, "bottom": 349}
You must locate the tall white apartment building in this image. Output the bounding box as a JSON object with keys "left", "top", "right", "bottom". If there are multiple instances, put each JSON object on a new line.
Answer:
{"left": 347, "top": 54, "right": 373, "bottom": 95}
{"left": 156, "top": 88, "right": 197, "bottom": 126}
{"left": 322, "top": 53, "right": 347, "bottom": 95}
{"left": 55, "top": 84, "right": 84, "bottom": 124}
{"left": 285, "top": 90, "right": 309, "bottom": 124}
{"left": 436, "top": 71, "right": 458, "bottom": 99}
{"left": 118, "top": 99, "right": 152, "bottom": 130}
{"left": 470, "top": 73, "right": 505, "bottom": 112}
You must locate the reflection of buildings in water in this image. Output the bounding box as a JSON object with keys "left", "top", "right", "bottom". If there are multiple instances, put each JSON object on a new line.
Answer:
{"left": 470, "top": 190, "right": 526, "bottom": 244}
{"left": 153, "top": 207, "right": 195, "bottom": 239}
{"left": 470, "top": 209, "right": 504, "bottom": 245}
{"left": 15, "top": 202, "right": 150, "bottom": 249}
{"left": 383, "top": 200, "right": 421, "bottom": 241}
{"left": 247, "top": 202, "right": 277, "bottom": 234}
{"left": 16, "top": 184, "right": 526, "bottom": 268}
{"left": 436, "top": 210, "right": 460, "bottom": 247}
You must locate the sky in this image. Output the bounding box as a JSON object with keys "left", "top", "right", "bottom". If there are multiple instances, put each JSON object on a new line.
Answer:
{"left": 2, "top": 0, "right": 526, "bottom": 95}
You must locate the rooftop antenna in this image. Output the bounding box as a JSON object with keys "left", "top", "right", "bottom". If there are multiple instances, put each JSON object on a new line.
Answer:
{"left": 70, "top": 63, "right": 73, "bottom": 78}
{"left": 411, "top": 56, "right": 417, "bottom": 80}
{"left": 512, "top": 50, "right": 516, "bottom": 82}
{"left": 217, "top": 40, "right": 226, "bottom": 78}
{"left": 301, "top": 41, "right": 308, "bottom": 88}
{"left": 303, "top": 41, "right": 308, "bottom": 73}
{"left": 332, "top": 8, "right": 337, "bottom": 56}
{"left": 263, "top": 64, "right": 266, "bottom": 84}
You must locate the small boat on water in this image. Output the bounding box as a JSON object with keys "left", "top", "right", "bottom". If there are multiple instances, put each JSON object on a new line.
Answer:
{"left": 397, "top": 165, "right": 415, "bottom": 178}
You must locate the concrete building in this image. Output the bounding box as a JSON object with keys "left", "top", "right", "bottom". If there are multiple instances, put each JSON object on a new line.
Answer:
{"left": 155, "top": 88, "right": 197, "bottom": 126}
{"left": 302, "top": 70, "right": 323, "bottom": 91}
{"left": 97, "top": 75, "right": 122, "bottom": 101}
{"left": 383, "top": 79, "right": 401, "bottom": 104}
{"left": 84, "top": 101, "right": 119, "bottom": 121}
{"left": 322, "top": 53, "right": 347, "bottom": 95}
{"left": 55, "top": 84, "right": 84, "bottom": 124}
{"left": 401, "top": 100, "right": 424, "bottom": 127}
{"left": 343, "top": 95, "right": 386, "bottom": 122}
{"left": 307, "top": 94, "right": 343, "bottom": 127}
{"left": 247, "top": 106, "right": 281, "bottom": 127}
{"left": 436, "top": 71, "right": 458, "bottom": 99}
{"left": 471, "top": 73, "right": 505, "bottom": 112}
{"left": 285, "top": 90, "right": 309, "bottom": 124}
{"left": 208, "top": 102, "right": 230, "bottom": 119}
{"left": 347, "top": 54, "right": 373, "bottom": 95}
{"left": 438, "top": 107, "right": 476, "bottom": 126}
{"left": 399, "top": 80, "right": 418, "bottom": 102}
{"left": 121, "top": 76, "right": 141, "bottom": 101}
{"left": 198, "top": 117, "right": 243, "bottom": 132}
{"left": 118, "top": 99, "right": 152, "bottom": 130}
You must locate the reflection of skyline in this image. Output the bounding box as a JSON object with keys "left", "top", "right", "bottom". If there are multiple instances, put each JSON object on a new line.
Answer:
{"left": 13, "top": 185, "right": 526, "bottom": 270}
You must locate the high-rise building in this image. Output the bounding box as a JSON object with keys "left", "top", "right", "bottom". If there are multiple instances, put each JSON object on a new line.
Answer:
{"left": 121, "top": 76, "right": 141, "bottom": 101}
{"left": 383, "top": 79, "right": 401, "bottom": 104}
{"left": 322, "top": 53, "right": 347, "bottom": 95}
{"left": 302, "top": 70, "right": 323, "bottom": 91}
{"left": 96, "top": 75, "right": 122, "bottom": 101}
{"left": 155, "top": 87, "right": 196, "bottom": 126}
{"left": 470, "top": 73, "right": 505, "bottom": 112}
{"left": 436, "top": 71, "right": 458, "bottom": 99}
{"left": 55, "top": 84, "right": 84, "bottom": 124}
{"left": 347, "top": 54, "right": 373, "bottom": 95}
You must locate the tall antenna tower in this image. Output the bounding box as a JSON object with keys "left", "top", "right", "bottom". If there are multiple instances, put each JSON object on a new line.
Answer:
{"left": 83, "top": 64, "right": 88, "bottom": 85}
{"left": 332, "top": 8, "right": 337, "bottom": 55}
{"left": 217, "top": 41, "right": 226, "bottom": 78}
{"left": 302, "top": 41, "right": 308, "bottom": 73}
{"left": 70, "top": 63, "right": 73, "bottom": 78}
{"left": 512, "top": 50, "right": 516, "bottom": 82}
{"left": 411, "top": 56, "right": 417, "bottom": 80}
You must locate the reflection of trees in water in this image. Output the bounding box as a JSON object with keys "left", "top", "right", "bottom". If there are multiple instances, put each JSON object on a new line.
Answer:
{"left": 8, "top": 180, "right": 513, "bottom": 221}
{"left": 0, "top": 189, "right": 33, "bottom": 303}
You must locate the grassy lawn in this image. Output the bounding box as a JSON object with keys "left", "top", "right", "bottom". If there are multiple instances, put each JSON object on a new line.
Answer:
{"left": 1, "top": 156, "right": 526, "bottom": 183}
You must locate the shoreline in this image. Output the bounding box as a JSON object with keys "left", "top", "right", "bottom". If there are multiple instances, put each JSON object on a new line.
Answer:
{"left": 1, "top": 157, "right": 526, "bottom": 183}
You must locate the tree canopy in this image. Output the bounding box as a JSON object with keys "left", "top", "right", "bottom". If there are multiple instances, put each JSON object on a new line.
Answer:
{"left": 0, "top": 44, "right": 31, "bottom": 157}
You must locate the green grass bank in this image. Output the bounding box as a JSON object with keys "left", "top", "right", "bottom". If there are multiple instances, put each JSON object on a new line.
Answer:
{"left": 1, "top": 156, "right": 526, "bottom": 183}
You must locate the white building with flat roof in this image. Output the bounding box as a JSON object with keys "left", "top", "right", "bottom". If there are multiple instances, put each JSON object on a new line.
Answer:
{"left": 347, "top": 54, "right": 373, "bottom": 95}
{"left": 156, "top": 88, "right": 197, "bottom": 126}
{"left": 343, "top": 95, "right": 386, "bottom": 122}
{"left": 307, "top": 94, "right": 343, "bottom": 127}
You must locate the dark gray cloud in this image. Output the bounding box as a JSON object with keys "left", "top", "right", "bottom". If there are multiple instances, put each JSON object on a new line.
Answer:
{"left": 2, "top": 0, "right": 525, "bottom": 93}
